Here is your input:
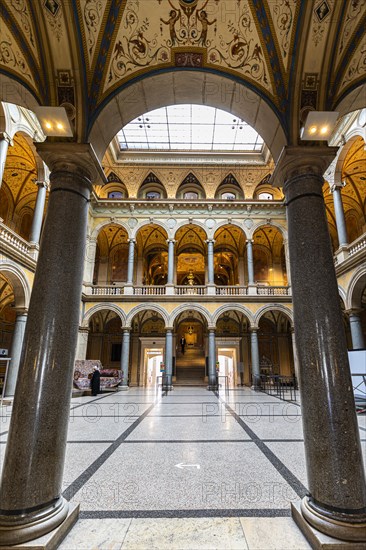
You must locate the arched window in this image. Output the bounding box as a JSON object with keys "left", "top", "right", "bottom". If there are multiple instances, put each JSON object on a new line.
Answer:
{"left": 146, "top": 191, "right": 161, "bottom": 200}
{"left": 108, "top": 191, "right": 124, "bottom": 199}
{"left": 258, "top": 192, "right": 273, "bottom": 200}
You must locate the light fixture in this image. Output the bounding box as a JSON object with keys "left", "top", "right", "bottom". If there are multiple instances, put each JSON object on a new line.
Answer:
{"left": 33, "top": 106, "right": 73, "bottom": 137}
{"left": 301, "top": 111, "right": 339, "bottom": 142}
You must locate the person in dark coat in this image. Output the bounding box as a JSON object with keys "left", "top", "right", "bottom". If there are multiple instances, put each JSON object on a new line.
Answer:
{"left": 180, "top": 336, "right": 186, "bottom": 354}
{"left": 90, "top": 366, "right": 101, "bottom": 396}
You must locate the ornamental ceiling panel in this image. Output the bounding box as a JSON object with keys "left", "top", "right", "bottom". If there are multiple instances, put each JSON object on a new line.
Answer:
{"left": 78, "top": 0, "right": 110, "bottom": 71}
{"left": 337, "top": 39, "right": 366, "bottom": 102}
{"left": 265, "top": 0, "right": 298, "bottom": 73}
{"left": 302, "top": 0, "right": 335, "bottom": 75}
{"left": 102, "top": 0, "right": 273, "bottom": 99}
{"left": 335, "top": 0, "right": 366, "bottom": 69}
{"left": 5, "top": 0, "right": 39, "bottom": 61}
{"left": 3, "top": 135, "right": 37, "bottom": 206}
{"left": 0, "top": 15, "right": 36, "bottom": 89}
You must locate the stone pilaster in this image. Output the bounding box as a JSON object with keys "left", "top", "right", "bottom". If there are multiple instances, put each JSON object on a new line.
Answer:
{"left": 272, "top": 146, "right": 366, "bottom": 543}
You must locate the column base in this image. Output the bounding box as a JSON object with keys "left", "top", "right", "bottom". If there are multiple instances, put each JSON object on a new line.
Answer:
{"left": 118, "top": 385, "right": 129, "bottom": 391}
{"left": 292, "top": 500, "right": 366, "bottom": 548}
{"left": 251, "top": 384, "right": 260, "bottom": 391}
{"left": 0, "top": 499, "right": 79, "bottom": 548}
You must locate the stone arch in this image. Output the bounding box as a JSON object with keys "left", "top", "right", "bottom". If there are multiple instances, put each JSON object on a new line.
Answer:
{"left": 0, "top": 261, "right": 31, "bottom": 309}
{"left": 88, "top": 71, "right": 287, "bottom": 163}
{"left": 126, "top": 304, "right": 169, "bottom": 328}
{"left": 213, "top": 220, "right": 249, "bottom": 240}
{"left": 254, "top": 304, "right": 293, "bottom": 326}
{"left": 249, "top": 220, "right": 287, "bottom": 240}
{"left": 346, "top": 266, "right": 366, "bottom": 311}
{"left": 133, "top": 219, "right": 169, "bottom": 240}
{"left": 81, "top": 304, "right": 126, "bottom": 328}
{"left": 333, "top": 135, "right": 363, "bottom": 185}
{"left": 338, "top": 285, "right": 347, "bottom": 309}
{"left": 212, "top": 304, "right": 254, "bottom": 326}
{"left": 91, "top": 220, "right": 131, "bottom": 241}
{"left": 170, "top": 304, "right": 211, "bottom": 327}
{"left": 172, "top": 220, "right": 208, "bottom": 240}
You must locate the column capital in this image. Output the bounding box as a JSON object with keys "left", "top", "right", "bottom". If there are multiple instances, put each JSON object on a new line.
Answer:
{"left": 246, "top": 239, "right": 253, "bottom": 244}
{"left": 0, "top": 132, "right": 13, "bottom": 145}
{"left": 36, "top": 142, "right": 107, "bottom": 186}
{"left": 271, "top": 146, "right": 338, "bottom": 188}
{"left": 78, "top": 326, "right": 90, "bottom": 334}
{"left": 166, "top": 238, "right": 176, "bottom": 244}
{"left": 165, "top": 327, "right": 174, "bottom": 333}
{"left": 34, "top": 180, "right": 49, "bottom": 190}
{"left": 205, "top": 239, "right": 215, "bottom": 244}
{"left": 249, "top": 326, "right": 259, "bottom": 333}
{"left": 128, "top": 238, "right": 136, "bottom": 244}
{"left": 330, "top": 182, "right": 346, "bottom": 193}
{"left": 208, "top": 326, "right": 216, "bottom": 332}
{"left": 14, "top": 307, "right": 28, "bottom": 317}
{"left": 122, "top": 326, "right": 132, "bottom": 333}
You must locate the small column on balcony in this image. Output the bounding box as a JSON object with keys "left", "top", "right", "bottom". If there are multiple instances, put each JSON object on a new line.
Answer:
{"left": 0, "top": 132, "right": 12, "bottom": 188}
{"left": 206, "top": 239, "right": 215, "bottom": 295}
{"left": 246, "top": 239, "right": 256, "bottom": 295}
{"left": 125, "top": 238, "right": 135, "bottom": 295}
{"left": 164, "top": 328, "right": 173, "bottom": 388}
{"left": 348, "top": 311, "right": 365, "bottom": 350}
{"left": 29, "top": 181, "right": 48, "bottom": 245}
{"left": 3, "top": 310, "right": 27, "bottom": 397}
{"left": 249, "top": 327, "right": 260, "bottom": 389}
{"left": 166, "top": 238, "right": 175, "bottom": 295}
{"left": 207, "top": 328, "right": 217, "bottom": 389}
{"left": 120, "top": 328, "right": 131, "bottom": 389}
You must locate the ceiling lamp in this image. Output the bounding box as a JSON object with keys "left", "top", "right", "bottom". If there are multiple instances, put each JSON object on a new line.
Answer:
{"left": 300, "top": 111, "right": 339, "bottom": 142}
{"left": 33, "top": 106, "right": 73, "bottom": 137}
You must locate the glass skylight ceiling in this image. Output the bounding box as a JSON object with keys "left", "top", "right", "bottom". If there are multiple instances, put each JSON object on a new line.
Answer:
{"left": 117, "top": 105, "right": 264, "bottom": 152}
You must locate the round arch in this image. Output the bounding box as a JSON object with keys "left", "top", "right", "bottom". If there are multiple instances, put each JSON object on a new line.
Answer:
{"left": 338, "top": 285, "right": 347, "bottom": 308}
{"left": 88, "top": 71, "right": 287, "bottom": 163}
{"left": 0, "top": 261, "right": 31, "bottom": 309}
{"left": 333, "top": 135, "right": 364, "bottom": 185}
{"left": 212, "top": 304, "right": 254, "bottom": 326}
{"left": 173, "top": 220, "right": 208, "bottom": 240}
{"left": 91, "top": 220, "right": 131, "bottom": 241}
{"left": 346, "top": 266, "right": 366, "bottom": 311}
{"left": 250, "top": 220, "right": 288, "bottom": 240}
{"left": 126, "top": 304, "right": 169, "bottom": 328}
{"left": 254, "top": 304, "right": 293, "bottom": 326}
{"left": 81, "top": 304, "right": 126, "bottom": 328}
{"left": 133, "top": 219, "right": 169, "bottom": 240}
{"left": 170, "top": 304, "right": 211, "bottom": 327}
{"left": 213, "top": 220, "right": 249, "bottom": 240}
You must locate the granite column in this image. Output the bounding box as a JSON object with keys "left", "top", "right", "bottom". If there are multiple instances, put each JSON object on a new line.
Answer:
{"left": 274, "top": 146, "right": 366, "bottom": 543}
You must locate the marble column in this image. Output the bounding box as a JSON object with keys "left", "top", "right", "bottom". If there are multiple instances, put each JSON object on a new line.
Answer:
{"left": 3, "top": 311, "right": 27, "bottom": 397}
{"left": 331, "top": 184, "right": 348, "bottom": 247}
{"left": 246, "top": 239, "right": 255, "bottom": 285}
{"left": 120, "top": 328, "right": 131, "bottom": 387}
{"left": 0, "top": 132, "right": 12, "bottom": 188}
{"left": 283, "top": 238, "right": 291, "bottom": 286}
{"left": 29, "top": 181, "right": 48, "bottom": 244}
{"left": 249, "top": 327, "right": 260, "bottom": 389}
{"left": 349, "top": 312, "right": 365, "bottom": 350}
{"left": 165, "top": 329, "right": 173, "bottom": 387}
{"left": 167, "top": 239, "right": 175, "bottom": 285}
{"left": 206, "top": 239, "right": 215, "bottom": 285}
{"left": 207, "top": 328, "right": 216, "bottom": 388}
{"left": 126, "top": 239, "right": 135, "bottom": 284}
{"left": 273, "top": 146, "right": 366, "bottom": 542}
{"left": 0, "top": 143, "right": 104, "bottom": 545}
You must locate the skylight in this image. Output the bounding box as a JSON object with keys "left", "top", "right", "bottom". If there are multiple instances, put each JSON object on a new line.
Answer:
{"left": 117, "top": 105, "right": 264, "bottom": 152}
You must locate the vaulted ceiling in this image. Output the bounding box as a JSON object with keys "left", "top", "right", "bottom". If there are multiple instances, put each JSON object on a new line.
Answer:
{"left": 0, "top": 0, "right": 365, "bottom": 154}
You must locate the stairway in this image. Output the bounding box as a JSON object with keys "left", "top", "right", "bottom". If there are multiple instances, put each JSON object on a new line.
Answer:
{"left": 175, "top": 348, "right": 206, "bottom": 386}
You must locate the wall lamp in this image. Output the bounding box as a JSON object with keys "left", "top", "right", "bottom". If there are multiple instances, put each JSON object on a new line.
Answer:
{"left": 33, "top": 106, "right": 73, "bottom": 137}
{"left": 300, "top": 111, "right": 339, "bottom": 142}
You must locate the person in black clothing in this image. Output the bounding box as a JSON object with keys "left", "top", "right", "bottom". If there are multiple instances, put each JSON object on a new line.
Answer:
{"left": 180, "top": 336, "right": 186, "bottom": 354}
{"left": 90, "top": 366, "right": 100, "bottom": 396}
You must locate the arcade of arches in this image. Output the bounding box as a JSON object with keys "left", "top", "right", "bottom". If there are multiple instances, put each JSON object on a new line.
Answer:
{"left": 0, "top": 1, "right": 365, "bottom": 548}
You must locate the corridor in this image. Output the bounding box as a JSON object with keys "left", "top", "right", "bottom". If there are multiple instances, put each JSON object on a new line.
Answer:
{"left": 2, "top": 386, "right": 365, "bottom": 548}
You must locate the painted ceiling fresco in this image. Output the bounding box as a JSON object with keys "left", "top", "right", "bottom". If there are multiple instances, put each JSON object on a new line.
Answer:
{"left": 0, "top": 0, "right": 364, "bottom": 142}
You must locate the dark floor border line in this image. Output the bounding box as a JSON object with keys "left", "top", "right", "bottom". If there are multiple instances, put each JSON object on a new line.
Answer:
{"left": 358, "top": 425, "right": 366, "bottom": 432}
{"left": 146, "top": 414, "right": 302, "bottom": 418}
{"left": 70, "top": 415, "right": 140, "bottom": 419}
{"left": 79, "top": 508, "right": 292, "bottom": 519}
{"left": 216, "top": 395, "right": 308, "bottom": 499}
{"left": 63, "top": 401, "right": 157, "bottom": 501}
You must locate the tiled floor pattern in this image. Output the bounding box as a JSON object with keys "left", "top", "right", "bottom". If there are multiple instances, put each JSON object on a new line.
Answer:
{"left": 1, "top": 386, "right": 365, "bottom": 549}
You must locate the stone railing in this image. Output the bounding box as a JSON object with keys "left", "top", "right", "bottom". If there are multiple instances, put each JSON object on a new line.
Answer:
{"left": 256, "top": 286, "right": 291, "bottom": 296}
{"left": 90, "top": 285, "right": 124, "bottom": 296}
{"left": 134, "top": 286, "right": 166, "bottom": 296}
{"left": 175, "top": 285, "right": 206, "bottom": 295}
{"left": 216, "top": 286, "right": 248, "bottom": 296}
{"left": 349, "top": 235, "right": 366, "bottom": 256}
{"left": 0, "top": 222, "right": 38, "bottom": 265}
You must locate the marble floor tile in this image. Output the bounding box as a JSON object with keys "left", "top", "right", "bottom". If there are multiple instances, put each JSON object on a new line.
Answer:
{"left": 240, "top": 517, "right": 311, "bottom": 549}
{"left": 66, "top": 415, "right": 140, "bottom": 442}
{"left": 121, "top": 517, "right": 248, "bottom": 549}
{"left": 59, "top": 518, "right": 131, "bottom": 549}
{"left": 242, "top": 415, "right": 304, "bottom": 440}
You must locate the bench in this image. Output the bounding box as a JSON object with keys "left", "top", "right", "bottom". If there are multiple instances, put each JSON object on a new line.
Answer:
{"left": 73, "top": 360, "right": 123, "bottom": 391}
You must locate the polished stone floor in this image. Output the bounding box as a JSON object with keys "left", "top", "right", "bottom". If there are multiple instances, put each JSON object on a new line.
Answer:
{"left": 1, "top": 386, "right": 365, "bottom": 549}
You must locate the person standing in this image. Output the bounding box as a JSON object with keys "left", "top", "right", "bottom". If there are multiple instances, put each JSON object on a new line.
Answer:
{"left": 90, "top": 366, "right": 101, "bottom": 396}
{"left": 180, "top": 336, "right": 186, "bottom": 354}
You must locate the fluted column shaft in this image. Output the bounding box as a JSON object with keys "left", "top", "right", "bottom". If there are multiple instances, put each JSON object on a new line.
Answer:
{"left": 167, "top": 239, "right": 175, "bottom": 285}
{"left": 29, "top": 181, "right": 47, "bottom": 244}
{"left": 3, "top": 312, "right": 27, "bottom": 397}
{"left": 276, "top": 146, "right": 366, "bottom": 541}
{"left": 246, "top": 239, "right": 255, "bottom": 285}
{"left": 120, "top": 329, "right": 131, "bottom": 387}
{"left": 349, "top": 312, "right": 365, "bottom": 350}
{"left": 165, "top": 329, "right": 173, "bottom": 386}
{"left": 127, "top": 239, "right": 135, "bottom": 284}
{"left": 331, "top": 184, "right": 348, "bottom": 247}
{"left": 207, "top": 240, "right": 215, "bottom": 284}
{"left": 208, "top": 329, "right": 216, "bottom": 387}
{"left": 250, "top": 328, "right": 260, "bottom": 388}
{"left": 0, "top": 144, "right": 96, "bottom": 545}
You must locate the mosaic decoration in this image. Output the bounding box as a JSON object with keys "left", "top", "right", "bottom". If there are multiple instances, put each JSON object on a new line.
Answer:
{"left": 337, "top": 0, "right": 366, "bottom": 61}
{"left": 0, "top": 25, "right": 32, "bottom": 83}
{"left": 82, "top": 0, "right": 105, "bottom": 58}
{"left": 311, "top": 0, "right": 333, "bottom": 47}
{"left": 8, "top": 0, "right": 36, "bottom": 53}
{"left": 159, "top": 0, "right": 216, "bottom": 47}
{"left": 42, "top": 0, "right": 63, "bottom": 41}
{"left": 266, "top": 0, "right": 297, "bottom": 70}
{"left": 338, "top": 34, "right": 366, "bottom": 92}
{"left": 174, "top": 51, "right": 203, "bottom": 67}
